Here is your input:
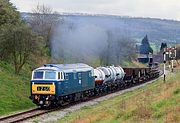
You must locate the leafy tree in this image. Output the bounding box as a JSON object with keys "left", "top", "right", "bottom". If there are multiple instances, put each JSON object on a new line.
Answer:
{"left": 0, "top": 0, "right": 41, "bottom": 74}
{"left": 139, "top": 35, "right": 153, "bottom": 54}
{"left": 0, "top": 24, "right": 39, "bottom": 74}
{"left": 0, "top": 0, "right": 20, "bottom": 26}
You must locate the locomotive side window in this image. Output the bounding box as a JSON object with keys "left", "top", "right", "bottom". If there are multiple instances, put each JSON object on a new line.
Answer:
{"left": 65, "top": 73, "right": 69, "bottom": 80}
{"left": 33, "top": 71, "right": 43, "bottom": 79}
{"left": 78, "top": 73, "right": 82, "bottom": 79}
{"left": 58, "top": 72, "right": 60, "bottom": 79}
{"left": 58, "top": 72, "right": 64, "bottom": 80}
{"left": 61, "top": 72, "right": 64, "bottom": 80}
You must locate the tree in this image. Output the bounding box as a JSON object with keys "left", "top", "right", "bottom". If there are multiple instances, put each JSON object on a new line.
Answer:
{"left": 160, "top": 42, "right": 167, "bottom": 51}
{"left": 0, "top": 0, "right": 21, "bottom": 60}
{"left": 0, "top": 0, "right": 20, "bottom": 27}
{"left": 29, "top": 4, "right": 61, "bottom": 54}
{"left": 139, "top": 35, "right": 153, "bottom": 54}
{"left": 99, "top": 31, "right": 136, "bottom": 65}
{"left": 176, "top": 45, "right": 180, "bottom": 64}
{"left": 0, "top": 24, "right": 39, "bottom": 74}
{"left": 0, "top": 0, "right": 41, "bottom": 74}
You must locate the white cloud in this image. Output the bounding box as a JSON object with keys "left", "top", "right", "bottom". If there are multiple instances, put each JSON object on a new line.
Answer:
{"left": 10, "top": 0, "right": 180, "bottom": 20}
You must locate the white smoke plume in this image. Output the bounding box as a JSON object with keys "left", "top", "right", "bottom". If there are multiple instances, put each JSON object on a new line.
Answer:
{"left": 51, "top": 18, "right": 108, "bottom": 64}
{"left": 50, "top": 15, "right": 135, "bottom": 65}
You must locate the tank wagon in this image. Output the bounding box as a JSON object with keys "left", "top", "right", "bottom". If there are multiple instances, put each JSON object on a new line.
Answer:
{"left": 30, "top": 63, "right": 159, "bottom": 108}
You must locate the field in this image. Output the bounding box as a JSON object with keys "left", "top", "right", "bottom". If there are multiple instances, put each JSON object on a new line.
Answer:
{"left": 56, "top": 67, "right": 180, "bottom": 123}
{"left": 0, "top": 61, "right": 35, "bottom": 116}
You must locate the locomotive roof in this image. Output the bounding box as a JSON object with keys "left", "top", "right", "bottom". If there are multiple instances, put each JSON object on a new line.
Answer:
{"left": 34, "top": 63, "right": 93, "bottom": 72}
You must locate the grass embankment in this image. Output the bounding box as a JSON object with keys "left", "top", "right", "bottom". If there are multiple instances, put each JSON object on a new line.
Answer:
{"left": 0, "top": 61, "right": 35, "bottom": 116}
{"left": 0, "top": 60, "right": 140, "bottom": 116}
{"left": 57, "top": 68, "right": 180, "bottom": 123}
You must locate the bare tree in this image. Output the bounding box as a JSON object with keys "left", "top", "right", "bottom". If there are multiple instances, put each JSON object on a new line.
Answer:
{"left": 30, "top": 4, "right": 62, "bottom": 52}
{"left": 99, "top": 30, "right": 136, "bottom": 66}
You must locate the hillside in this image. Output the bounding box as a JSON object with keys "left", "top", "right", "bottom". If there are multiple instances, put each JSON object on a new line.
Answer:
{"left": 22, "top": 12, "right": 180, "bottom": 44}
{"left": 56, "top": 68, "right": 180, "bottom": 123}
{"left": 22, "top": 13, "right": 180, "bottom": 63}
{"left": 0, "top": 62, "right": 35, "bottom": 116}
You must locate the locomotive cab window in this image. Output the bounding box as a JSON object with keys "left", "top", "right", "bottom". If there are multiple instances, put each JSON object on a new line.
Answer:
{"left": 33, "top": 71, "right": 43, "bottom": 79}
{"left": 45, "top": 71, "right": 56, "bottom": 79}
{"left": 32, "top": 70, "right": 57, "bottom": 80}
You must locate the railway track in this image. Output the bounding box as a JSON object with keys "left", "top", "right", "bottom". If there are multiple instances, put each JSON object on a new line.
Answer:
{"left": 0, "top": 70, "right": 163, "bottom": 123}
{"left": 0, "top": 108, "right": 56, "bottom": 123}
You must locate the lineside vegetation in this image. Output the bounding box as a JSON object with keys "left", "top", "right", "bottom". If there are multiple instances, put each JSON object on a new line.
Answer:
{"left": 56, "top": 68, "right": 180, "bottom": 123}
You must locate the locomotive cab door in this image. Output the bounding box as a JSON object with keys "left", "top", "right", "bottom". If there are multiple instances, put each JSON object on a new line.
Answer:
{"left": 81, "top": 72, "right": 88, "bottom": 88}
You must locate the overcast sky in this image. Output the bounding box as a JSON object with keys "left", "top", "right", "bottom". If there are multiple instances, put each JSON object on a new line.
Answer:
{"left": 10, "top": 0, "right": 180, "bottom": 20}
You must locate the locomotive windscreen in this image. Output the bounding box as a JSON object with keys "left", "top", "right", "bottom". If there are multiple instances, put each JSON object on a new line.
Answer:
{"left": 33, "top": 71, "right": 43, "bottom": 79}
{"left": 33, "top": 71, "right": 57, "bottom": 80}
{"left": 45, "top": 71, "right": 56, "bottom": 79}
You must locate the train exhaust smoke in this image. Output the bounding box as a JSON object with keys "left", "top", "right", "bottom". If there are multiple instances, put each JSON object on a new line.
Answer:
{"left": 50, "top": 16, "right": 136, "bottom": 66}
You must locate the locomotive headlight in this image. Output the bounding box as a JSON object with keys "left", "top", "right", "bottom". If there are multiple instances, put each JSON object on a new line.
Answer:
{"left": 45, "top": 101, "right": 49, "bottom": 105}
{"left": 39, "top": 101, "right": 43, "bottom": 104}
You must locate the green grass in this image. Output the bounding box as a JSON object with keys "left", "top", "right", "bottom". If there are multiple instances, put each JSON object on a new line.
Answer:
{"left": 0, "top": 61, "right": 35, "bottom": 116}
{"left": 56, "top": 68, "right": 180, "bottom": 123}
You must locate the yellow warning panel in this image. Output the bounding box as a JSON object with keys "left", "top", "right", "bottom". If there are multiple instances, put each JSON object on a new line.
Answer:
{"left": 32, "top": 83, "right": 55, "bottom": 94}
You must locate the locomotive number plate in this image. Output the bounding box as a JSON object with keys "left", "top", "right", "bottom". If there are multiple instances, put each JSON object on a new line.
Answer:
{"left": 32, "top": 83, "right": 55, "bottom": 94}
{"left": 37, "top": 86, "right": 50, "bottom": 91}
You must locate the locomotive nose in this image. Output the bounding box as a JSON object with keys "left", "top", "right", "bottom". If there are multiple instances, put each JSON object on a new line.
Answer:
{"left": 31, "top": 82, "right": 56, "bottom": 95}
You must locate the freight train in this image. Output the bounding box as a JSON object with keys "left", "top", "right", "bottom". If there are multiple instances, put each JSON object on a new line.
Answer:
{"left": 29, "top": 63, "right": 159, "bottom": 108}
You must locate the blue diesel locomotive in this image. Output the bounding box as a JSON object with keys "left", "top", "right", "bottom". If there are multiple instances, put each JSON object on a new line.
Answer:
{"left": 30, "top": 63, "right": 95, "bottom": 107}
